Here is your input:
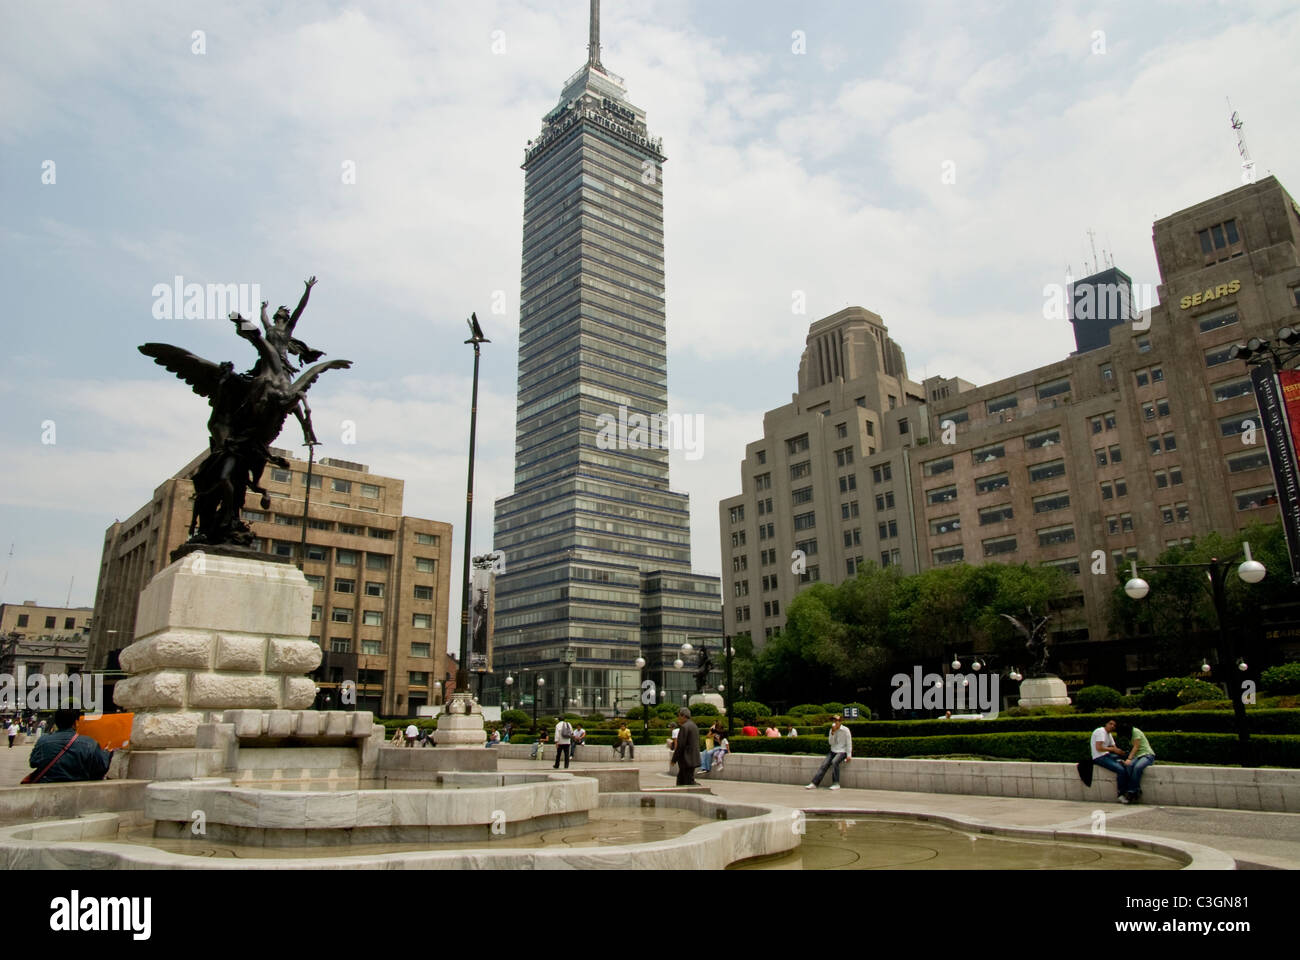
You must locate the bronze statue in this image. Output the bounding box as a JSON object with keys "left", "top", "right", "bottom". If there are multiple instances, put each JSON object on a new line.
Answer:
{"left": 693, "top": 645, "right": 714, "bottom": 692}
{"left": 1000, "top": 607, "right": 1052, "bottom": 678}
{"left": 139, "top": 277, "right": 351, "bottom": 549}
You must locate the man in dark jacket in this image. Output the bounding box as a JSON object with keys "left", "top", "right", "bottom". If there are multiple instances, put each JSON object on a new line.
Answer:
{"left": 25, "top": 709, "right": 112, "bottom": 783}
{"left": 672, "top": 707, "right": 700, "bottom": 786}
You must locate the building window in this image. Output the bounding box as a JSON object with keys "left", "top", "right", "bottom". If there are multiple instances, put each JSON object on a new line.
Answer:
{"left": 411, "top": 642, "right": 431, "bottom": 658}
{"left": 932, "top": 546, "right": 964, "bottom": 565}
{"left": 1037, "top": 525, "right": 1076, "bottom": 547}
{"left": 1029, "top": 459, "right": 1065, "bottom": 482}
{"left": 975, "top": 472, "right": 1009, "bottom": 495}
{"left": 272, "top": 540, "right": 294, "bottom": 558}
{"left": 838, "top": 474, "right": 858, "bottom": 493}
{"left": 1135, "top": 336, "right": 1152, "bottom": 353}
{"left": 1036, "top": 378, "right": 1071, "bottom": 400}
{"left": 1115, "top": 477, "right": 1128, "bottom": 497}
{"left": 1032, "top": 492, "right": 1070, "bottom": 514}
{"left": 978, "top": 504, "right": 1013, "bottom": 525}
{"left": 795, "top": 538, "right": 818, "bottom": 557}
{"left": 271, "top": 468, "right": 292, "bottom": 483}
{"left": 875, "top": 491, "right": 895, "bottom": 511}
{"left": 1026, "top": 429, "right": 1061, "bottom": 449}
{"left": 1227, "top": 450, "right": 1270, "bottom": 473}
{"left": 931, "top": 515, "right": 962, "bottom": 535}
{"left": 983, "top": 536, "right": 1017, "bottom": 557}
{"left": 331, "top": 607, "right": 353, "bottom": 623}
{"left": 367, "top": 527, "right": 394, "bottom": 540}
{"left": 1212, "top": 377, "right": 1253, "bottom": 402}
{"left": 793, "top": 512, "right": 816, "bottom": 531}
{"left": 362, "top": 610, "right": 383, "bottom": 627}
{"left": 1154, "top": 469, "right": 1168, "bottom": 489}
{"left": 800, "top": 565, "right": 821, "bottom": 583}
{"left": 311, "top": 605, "right": 322, "bottom": 622}
{"left": 1109, "top": 444, "right": 1122, "bottom": 463}
{"left": 1163, "top": 433, "right": 1177, "bottom": 452}
{"left": 898, "top": 418, "right": 910, "bottom": 435}
{"left": 361, "top": 640, "right": 382, "bottom": 655}
{"left": 365, "top": 581, "right": 385, "bottom": 597}
{"left": 330, "top": 638, "right": 351, "bottom": 654}
{"left": 305, "top": 574, "right": 325, "bottom": 590}
{"left": 302, "top": 474, "right": 322, "bottom": 490}
{"left": 1136, "top": 370, "right": 1150, "bottom": 388}
{"left": 1205, "top": 344, "right": 1235, "bottom": 367}
{"left": 1156, "top": 398, "right": 1170, "bottom": 418}
{"left": 1090, "top": 417, "right": 1103, "bottom": 434}
{"left": 1100, "top": 364, "right": 1114, "bottom": 383}
{"left": 1095, "top": 448, "right": 1109, "bottom": 467}
{"left": 923, "top": 457, "right": 954, "bottom": 477}
{"left": 361, "top": 483, "right": 380, "bottom": 499}
{"left": 1235, "top": 486, "right": 1278, "bottom": 511}
{"left": 1197, "top": 219, "right": 1243, "bottom": 263}
{"left": 972, "top": 443, "right": 1005, "bottom": 464}
{"left": 755, "top": 472, "right": 772, "bottom": 490}
{"left": 415, "top": 557, "right": 437, "bottom": 574}
{"left": 412, "top": 613, "right": 432, "bottom": 629}
{"left": 792, "top": 486, "right": 813, "bottom": 505}
{"left": 872, "top": 464, "right": 893, "bottom": 484}
{"left": 791, "top": 461, "right": 812, "bottom": 481}
{"left": 331, "top": 478, "right": 352, "bottom": 494}
{"left": 836, "top": 423, "right": 848, "bottom": 439}
{"left": 786, "top": 434, "right": 810, "bottom": 455}
{"left": 755, "top": 449, "right": 767, "bottom": 464}
{"left": 987, "top": 394, "right": 1018, "bottom": 415}
{"left": 835, "top": 446, "right": 855, "bottom": 467}
{"left": 927, "top": 485, "right": 958, "bottom": 505}
{"left": 336, "top": 549, "right": 357, "bottom": 566}
{"left": 334, "top": 578, "right": 355, "bottom": 594}
{"left": 730, "top": 505, "right": 745, "bottom": 523}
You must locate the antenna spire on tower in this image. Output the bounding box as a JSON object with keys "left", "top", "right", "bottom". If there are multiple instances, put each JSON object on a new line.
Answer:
{"left": 588, "top": 0, "right": 602, "bottom": 68}
{"left": 1227, "top": 98, "right": 1256, "bottom": 185}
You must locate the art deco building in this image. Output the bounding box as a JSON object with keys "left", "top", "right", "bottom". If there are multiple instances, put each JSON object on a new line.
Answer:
{"left": 491, "top": 1, "right": 721, "bottom": 714}
{"left": 86, "top": 451, "right": 453, "bottom": 716}
{"left": 721, "top": 176, "right": 1300, "bottom": 689}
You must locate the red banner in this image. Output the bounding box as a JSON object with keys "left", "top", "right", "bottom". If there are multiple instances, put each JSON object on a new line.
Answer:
{"left": 1280, "top": 370, "right": 1300, "bottom": 447}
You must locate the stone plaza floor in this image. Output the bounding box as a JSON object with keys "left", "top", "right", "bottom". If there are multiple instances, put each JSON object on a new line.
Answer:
{"left": 3, "top": 741, "right": 1296, "bottom": 868}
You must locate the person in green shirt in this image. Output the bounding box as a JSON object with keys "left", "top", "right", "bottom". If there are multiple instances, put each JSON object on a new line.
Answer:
{"left": 1121, "top": 723, "right": 1156, "bottom": 803}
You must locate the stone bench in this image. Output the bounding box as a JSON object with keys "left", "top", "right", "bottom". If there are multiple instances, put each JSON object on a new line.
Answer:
{"left": 703, "top": 753, "right": 1300, "bottom": 812}
{"left": 494, "top": 742, "right": 672, "bottom": 763}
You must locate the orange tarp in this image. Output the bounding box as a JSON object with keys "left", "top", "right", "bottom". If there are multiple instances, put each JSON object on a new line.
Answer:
{"left": 76, "top": 713, "right": 133, "bottom": 751}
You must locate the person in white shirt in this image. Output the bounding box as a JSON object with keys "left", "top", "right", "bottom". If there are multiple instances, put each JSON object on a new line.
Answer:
{"left": 1090, "top": 719, "right": 1132, "bottom": 802}
{"left": 404, "top": 723, "right": 418, "bottom": 747}
{"left": 806, "top": 715, "right": 852, "bottom": 790}
{"left": 552, "top": 718, "right": 574, "bottom": 769}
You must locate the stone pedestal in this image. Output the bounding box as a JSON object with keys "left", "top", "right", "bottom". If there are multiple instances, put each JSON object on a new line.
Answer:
{"left": 1017, "top": 675, "right": 1072, "bottom": 707}
{"left": 433, "top": 694, "right": 486, "bottom": 745}
{"left": 115, "top": 551, "right": 321, "bottom": 749}
{"left": 689, "top": 693, "right": 725, "bottom": 714}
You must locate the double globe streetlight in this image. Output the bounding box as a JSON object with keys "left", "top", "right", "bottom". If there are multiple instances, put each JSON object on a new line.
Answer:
{"left": 1123, "top": 543, "right": 1266, "bottom": 765}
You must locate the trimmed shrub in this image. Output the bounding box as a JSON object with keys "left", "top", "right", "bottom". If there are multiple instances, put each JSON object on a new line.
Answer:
{"left": 1261, "top": 662, "right": 1300, "bottom": 695}
{"left": 789, "top": 704, "right": 824, "bottom": 717}
{"left": 844, "top": 702, "right": 872, "bottom": 720}
{"left": 654, "top": 703, "right": 680, "bottom": 719}
{"left": 839, "top": 709, "right": 1300, "bottom": 738}
{"left": 1074, "top": 685, "right": 1123, "bottom": 714}
{"left": 821, "top": 702, "right": 845, "bottom": 714}
{"left": 685, "top": 702, "right": 719, "bottom": 717}
{"left": 500, "top": 709, "right": 529, "bottom": 727}
{"left": 1177, "top": 700, "right": 1232, "bottom": 711}
{"left": 1141, "top": 676, "right": 1223, "bottom": 710}
{"left": 731, "top": 701, "right": 771, "bottom": 724}
{"left": 1118, "top": 694, "right": 1142, "bottom": 709}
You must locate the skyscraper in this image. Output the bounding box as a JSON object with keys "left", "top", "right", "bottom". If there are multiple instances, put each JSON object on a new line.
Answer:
{"left": 491, "top": 1, "right": 721, "bottom": 715}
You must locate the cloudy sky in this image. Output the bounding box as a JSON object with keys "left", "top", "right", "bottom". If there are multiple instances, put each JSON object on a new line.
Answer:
{"left": 2, "top": 0, "right": 1296, "bottom": 652}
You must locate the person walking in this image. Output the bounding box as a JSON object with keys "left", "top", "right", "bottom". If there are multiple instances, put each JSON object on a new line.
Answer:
{"left": 1090, "top": 719, "right": 1132, "bottom": 802}
{"left": 671, "top": 707, "right": 701, "bottom": 786}
{"left": 5, "top": 718, "right": 17, "bottom": 748}
{"left": 805, "top": 714, "right": 852, "bottom": 790}
{"left": 552, "top": 717, "right": 574, "bottom": 769}
{"left": 404, "top": 723, "right": 418, "bottom": 748}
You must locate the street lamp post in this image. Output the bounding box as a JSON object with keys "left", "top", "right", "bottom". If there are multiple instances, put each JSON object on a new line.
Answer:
{"left": 532, "top": 676, "right": 545, "bottom": 732}
{"left": 724, "top": 639, "right": 735, "bottom": 738}
{"left": 504, "top": 674, "right": 514, "bottom": 710}
{"left": 635, "top": 656, "right": 649, "bottom": 744}
{"left": 1124, "top": 545, "right": 1266, "bottom": 766}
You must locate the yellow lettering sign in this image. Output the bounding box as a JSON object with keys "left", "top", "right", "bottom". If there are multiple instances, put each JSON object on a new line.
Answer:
{"left": 1181, "top": 279, "right": 1241, "bottom": 309}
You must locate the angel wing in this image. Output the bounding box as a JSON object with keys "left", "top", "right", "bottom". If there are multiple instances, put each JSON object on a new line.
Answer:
{"left": 290, "top": 358, "right": 353, "bottom": 397}
{"left": 999, "top": 612, "right": 1031, "bottom": 640}
{"left": 138, "top": 343, "right": 229, "bottom": 398}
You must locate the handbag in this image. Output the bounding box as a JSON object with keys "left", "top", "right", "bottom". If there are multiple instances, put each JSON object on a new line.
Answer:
{"left": 22, "top": 733, "right": 80, "bottom": 785}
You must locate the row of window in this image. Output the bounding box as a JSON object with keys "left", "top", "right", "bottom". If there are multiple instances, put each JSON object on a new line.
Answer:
{"left": 311, "top": 608, "right": 435, "bottom": 628}
{"left": 12, "top": 615, "right": 79, "bottom": 630}
{"left": 322, "top": 639, "right": 434, "bottom": 657}
{"left": 268, "top": 469, "right": 382, "bottom": 499}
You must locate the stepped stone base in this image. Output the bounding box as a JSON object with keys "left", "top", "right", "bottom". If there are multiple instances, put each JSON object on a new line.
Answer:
{"left": 115, "top": 551, "right": 321, "bottom": 749}
{"left": 1018, "top": 676, "right": 1072, "bottom": 707}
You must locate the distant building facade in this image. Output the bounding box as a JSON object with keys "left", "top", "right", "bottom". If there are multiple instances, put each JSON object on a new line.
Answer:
{"left": 721, "top": 176, "right": 1300, "bottom": 690}
{"left": 86, "top": 451, "right": 453, "bottom": 716}
{"left": 0, "top": 602, "right": 92, "bottom": 700}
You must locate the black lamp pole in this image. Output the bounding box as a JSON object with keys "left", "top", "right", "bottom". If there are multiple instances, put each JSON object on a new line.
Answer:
{"left": 455, "top": 314, "right": 488, "bottom": 700}
{"left": 725, "top": 637, "right": 734, "bottom": 739}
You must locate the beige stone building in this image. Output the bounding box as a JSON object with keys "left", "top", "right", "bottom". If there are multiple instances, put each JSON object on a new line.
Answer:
{"left": 0, "top": 602, "right": 92, "bottom": 688}
{"left": 87, "top": 451, "right": 454, "bottom": 716}
{"left": 721, "top": 176, "right": 1300, "bottom": 689}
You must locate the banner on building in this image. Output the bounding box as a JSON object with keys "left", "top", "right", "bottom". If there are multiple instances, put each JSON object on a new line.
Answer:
{"left": 1249, "top": 362, "right": 1300, "bottom": 582}
{"left": 469, "top": 565, "right": 495, "bottom": 673}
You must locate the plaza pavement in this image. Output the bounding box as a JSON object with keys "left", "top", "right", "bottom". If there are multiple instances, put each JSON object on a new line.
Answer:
{"left": 496, "top": 757, "right": 1300, "bottom": 870}
{"left": 2, "top": 740, "right": 1295, "bottom": 868}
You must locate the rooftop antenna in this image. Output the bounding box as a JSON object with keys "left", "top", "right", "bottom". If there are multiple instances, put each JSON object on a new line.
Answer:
{"left": 587, "top": 0, "right": 602, "bottom": 68}
{"left": 1086, "top": 228, "right": 1100, "bottom": 276}
{"left": 1228, "top": 98, "right": 1256, "bottom": 184}
{"left": 65, "top": 576, "right": 74, "bottom": 608}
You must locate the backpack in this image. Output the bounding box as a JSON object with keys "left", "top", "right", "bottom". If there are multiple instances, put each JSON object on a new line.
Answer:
{"left": 559, "top": 722, "right": 572, "bottom": 741}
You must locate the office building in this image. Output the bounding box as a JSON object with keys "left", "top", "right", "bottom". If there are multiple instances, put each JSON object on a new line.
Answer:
{"left": 86, "top": 451, "right": 454, "bottom": 716}
{"left": 0, "top": 602, "right": 92, "bottom": 695}
{"left": 491, "top": 1, "right": 722, "bottom": 714}
{"left": 721, "top": 176, "right": 1300, "bottom": 689}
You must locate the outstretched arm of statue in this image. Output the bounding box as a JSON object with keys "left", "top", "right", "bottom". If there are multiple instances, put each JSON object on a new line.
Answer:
{"left": 290, "top": 276, "right": 317, "bottom": 328}
{"left": 260, "top": 301, "right": 272, "bottom": 336}
{"left": 295, "top": 398, "right": 319, "bottom": 445}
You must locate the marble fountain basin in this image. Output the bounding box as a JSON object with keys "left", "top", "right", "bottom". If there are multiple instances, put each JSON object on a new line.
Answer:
{"left": 0, "top": 776, "right": 802, "bottom": 869}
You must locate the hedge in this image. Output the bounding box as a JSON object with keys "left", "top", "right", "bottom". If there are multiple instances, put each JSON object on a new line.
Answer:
{"left": 726, "top": 732, "right": 1300, "bottom": 767}
{"left": 1261, "top": 663, "right": 1300, "bottom": 695}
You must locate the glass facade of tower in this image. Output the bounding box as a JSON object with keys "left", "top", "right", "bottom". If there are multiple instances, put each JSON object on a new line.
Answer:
{"left": 491, "top": 54, "right": 721, "bottom": 715}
